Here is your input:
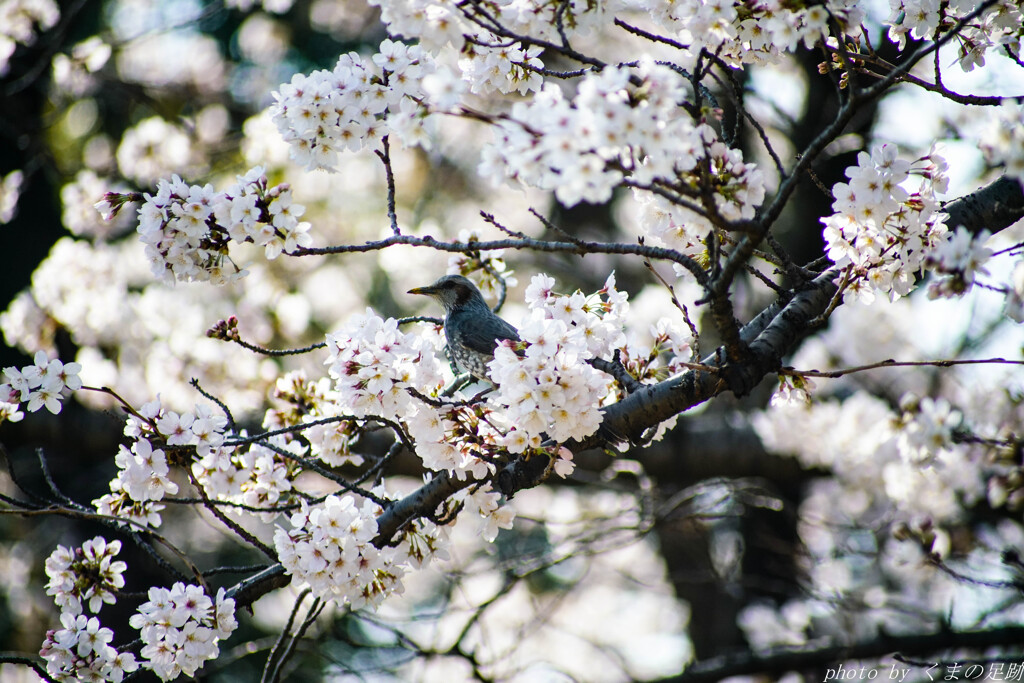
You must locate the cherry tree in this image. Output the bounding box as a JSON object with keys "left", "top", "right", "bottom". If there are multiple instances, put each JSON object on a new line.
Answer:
{"left": 2, "top": 0, "right": 1024, "bottom": 680}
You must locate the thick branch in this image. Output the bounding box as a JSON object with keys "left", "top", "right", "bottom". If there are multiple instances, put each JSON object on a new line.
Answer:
{"left": 600, "top": 173, "right": 1024, "bottom": 440}
{"left": 580, "top": 269, "right": 837, "bottom": 449}
{"left": 219, "top": 175, "right": 1024, "bottom": 611}
{"left": 372, "top": 471, "right": 466, "bottom": 543}
{"left": 944, "top": 175, "right": 1024, "bottom": 235}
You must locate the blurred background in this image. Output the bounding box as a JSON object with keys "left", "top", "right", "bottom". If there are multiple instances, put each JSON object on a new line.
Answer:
{"left": 3, "top": 0, "right": 1024, "bottom": 681}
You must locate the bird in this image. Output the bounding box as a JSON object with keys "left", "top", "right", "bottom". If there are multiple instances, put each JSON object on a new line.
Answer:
{"left": 408, "top": 274, "right": 520, "bottom": 382}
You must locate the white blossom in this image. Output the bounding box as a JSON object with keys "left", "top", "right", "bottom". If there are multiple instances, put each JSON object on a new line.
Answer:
{"left": 274, "top": 493, "right": 411, "bottom": 608}
{"left": 269, "top": 40, "right": 434, "bottom": 170}
{"left": 325, "top": 308, "right": 445, "bottom": 420}
{"left": 0, "top": 350, "right": 81, "bottom": 420}
{"left": 129, "top": 583, "right": 237, "bottom": 680}
{"left": 39, "top": 614, "right": 138, "bottom": 683}
{"left": 45, "top": 537, "right": 127, "bottom": 616}
{"left": 822, "top": 145, "right": 950, "bottom": 301}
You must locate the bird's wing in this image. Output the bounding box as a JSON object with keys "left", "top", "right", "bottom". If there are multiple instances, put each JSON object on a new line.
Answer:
{"left": 459, "top": 316, "right": 520, "bottom": 356}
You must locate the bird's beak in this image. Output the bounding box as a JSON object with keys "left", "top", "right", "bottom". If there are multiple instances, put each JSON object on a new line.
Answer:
{"left": 407, "top": 285, "right": 435, "bottom": 296}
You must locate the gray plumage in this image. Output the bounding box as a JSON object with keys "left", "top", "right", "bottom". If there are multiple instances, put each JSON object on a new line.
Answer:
{"left": 408, "top": 274, "right": 520, "bottom": 381}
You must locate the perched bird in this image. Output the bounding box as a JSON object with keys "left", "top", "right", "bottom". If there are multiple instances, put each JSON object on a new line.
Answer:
{"left": 408, "top": 274, "right": 520, "bottom": 382}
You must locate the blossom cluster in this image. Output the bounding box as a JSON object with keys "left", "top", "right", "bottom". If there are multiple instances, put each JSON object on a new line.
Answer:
{"left": 453, "top": 486, "right": 516, "bottom": 542}
{"left": 524, "top": 272, "right": 629, "bottom": 361}
{"left": 637, "top": 0, "right": 865, "bottom": 66}
{"left": 269, "top": 39, "right": 435, "bottom": 169}
{"left": 129, "top": 165, "right": 311, "bottom": 285}
{"left": 325, "top": 308, "right": 446, "bottom": 419}
{"left": 45, "top": 537, "right": 127, "bottom": 617}
{"left": 406, "top": 401, "right": 501, "bottom": 479}
{"left": 39, "top": 613, "right": 138, "bottom": 683}
{"left": 822, "top": 144, "right": 951, "bottom": 302}
{"left": 370, "top": 0, "right": 860, "bottom": 86}
{"left": 488, "top": 323, "right": 607, "bottom": 445}
{"left": 486, "top": 274, "right": 625, "bottom": 447}
{"left": 618, "top": 316, "right": 696, "bottom": 390}
{"left": 367, "top": 0, "right": 569, "bottom": 94}
{"left": 0, "top": 350, "right": 82, "bottom": 423}
{"left": 634, "top": 125, "right": 767, "bottom": 262}
{"left": 39, "top": 536, "right": 137, "bottom": 682}
{"left": 273, "top": 450, "right": 507, "bottom": 607}
{"left": 459, "top": 42, "right": 543, "bottom": 96}
{"left": 94, "top": 398, "right": 228, "bottom": 528}
{"left": 42, "top": 543, "right": 237, "bottom": 683}
{"left": 887, "top": 0, "right": 1023, "bottom": 71}
{"left": 189, "top": 436, "right": 286, "bottom": 519}
{"left": 371, "top": 0, "right": 606, "bottom": 55}
{"left": 483, "top": 62, "right": 765, "bottom": 216}
{"left": 274, "top": 487, "right": 508, "bottom": 609}
{"left": 274, "top": 494, "right": 404, "bottom": 607}
{"left": 129, "top": 583, "right": 238, "bottom": 680}
{"left": 406, "top": 398, "right": 575, "bottom": 482}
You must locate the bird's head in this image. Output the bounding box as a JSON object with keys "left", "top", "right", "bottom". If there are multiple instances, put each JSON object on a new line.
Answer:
{"left": 408, "top": 274, "right": 486, "bottom": 313}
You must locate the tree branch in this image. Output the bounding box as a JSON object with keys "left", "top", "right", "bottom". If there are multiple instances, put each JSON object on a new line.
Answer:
{"left": 207, "top": 174, "right": 1024, "bottom": 614}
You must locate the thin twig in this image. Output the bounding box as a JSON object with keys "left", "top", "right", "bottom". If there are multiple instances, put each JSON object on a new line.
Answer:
{"left": 187, "top": 468, "right": 277, "bottom": 560}
{"left": 480, "top": 211, "right": 529, "bottom": 239}
{"left": 36, "top": 449, "right": 88, "bottom": 511}
{"left": 781, "top": 357, "right": 1024, "bottom": 380}
{"left": 262, "top": 589, "right": 312, "bottom": 683}
{"left": 271, "top": 597, "right": 324, "bottom": 682}
{"left": 256, "top": 438, "right": 392, "bottom": 508}
{"left": 293, "top": 232, "right": 710, "bottom": 287}
{"left": 190, "top": 378, "right": 236, "bottom": 432}
{"left": 644, "top": 260, "right": 702, "bottom": 359}
{"left": 929, "top": 556, "right": 1024, "bottom": 590}
{"left": 376, "top": 135, "right": 401, "bottom": 236}
{"left": 230, "top": 338, "right": 328, "bottom": 357}
{"left": 355, "top": 440, "right": 404, "bottom": 486}
{"left": 528, "top": 207, "right": 584, "bottom": 245}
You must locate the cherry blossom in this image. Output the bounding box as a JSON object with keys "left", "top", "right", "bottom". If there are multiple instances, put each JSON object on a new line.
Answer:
{"left": 44, "top": 537, "right": 127, "bottom": 617}
{"left": 822, "top": 145, "right": 951, "bottom": 302}
{"left": 129, "top": 583, "right": 237, "bottom": 680}
{"left": 0, "top": 350, "right": 81, "bottom": 420}
{"left": 39, "top": 613, "right": 138, "bottom": 683}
